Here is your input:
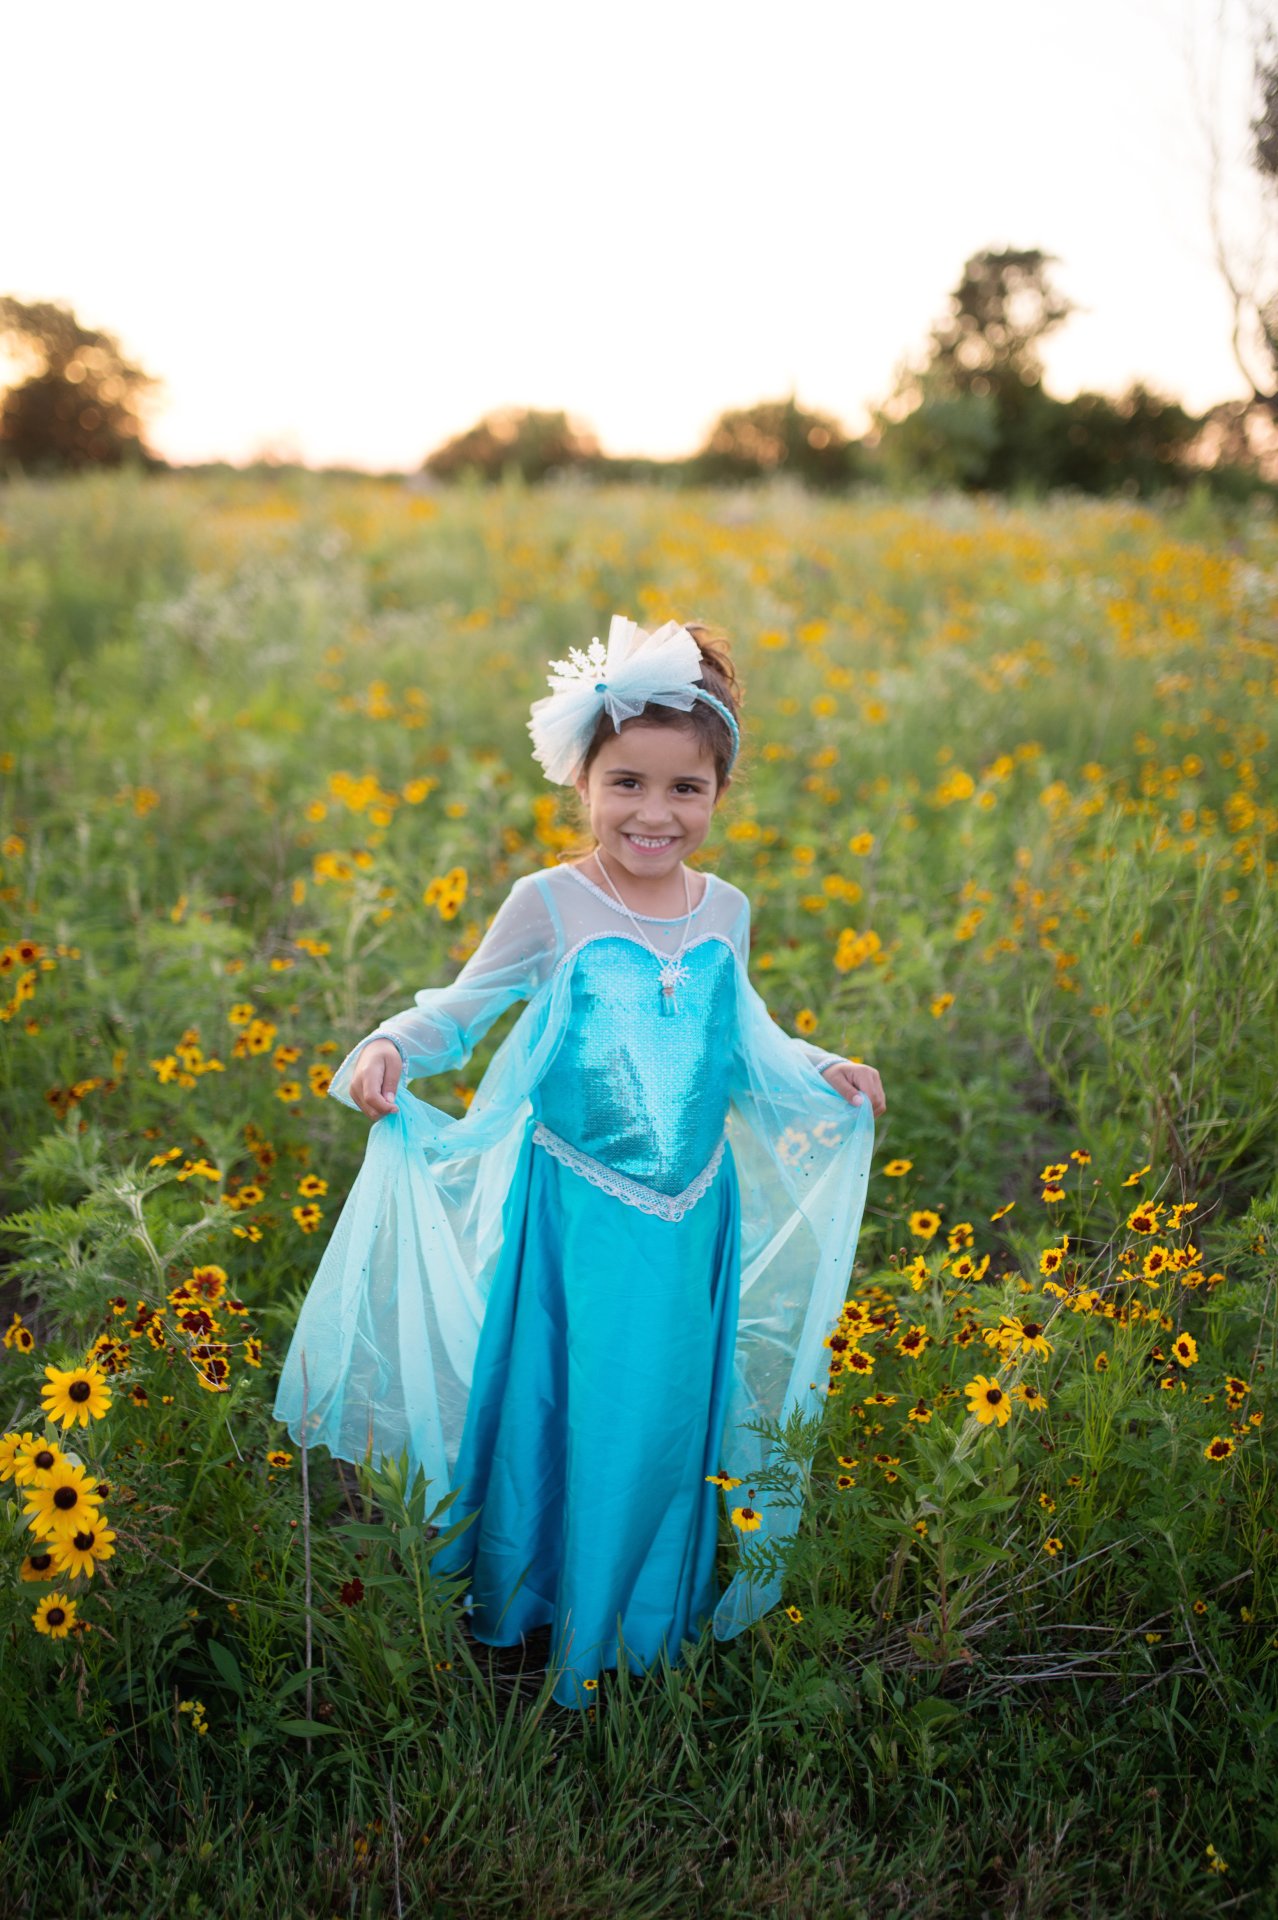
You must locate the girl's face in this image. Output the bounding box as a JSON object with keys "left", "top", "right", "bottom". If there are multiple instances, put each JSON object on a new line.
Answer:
{"left": 574, "top": 723, "right": 726, "bottom": 882}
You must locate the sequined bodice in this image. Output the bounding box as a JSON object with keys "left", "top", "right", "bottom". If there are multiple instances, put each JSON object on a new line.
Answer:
{"left": 532, "top": 936, "right": 735, "bottom": 1197}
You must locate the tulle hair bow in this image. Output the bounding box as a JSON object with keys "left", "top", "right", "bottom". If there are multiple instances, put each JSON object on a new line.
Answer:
{"left": 527, "top": 614, "right": 738, "bottom": 786}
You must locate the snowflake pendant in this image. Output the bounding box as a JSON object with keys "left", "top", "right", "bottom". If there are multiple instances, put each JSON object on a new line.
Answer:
{"left": 658, "top": 955, "right": 689, "bottom": 1016}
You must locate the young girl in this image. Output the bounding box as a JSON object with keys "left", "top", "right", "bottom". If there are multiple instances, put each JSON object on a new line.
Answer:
{"left": 273, "top": 615, "right": 883, "bottom": 1710}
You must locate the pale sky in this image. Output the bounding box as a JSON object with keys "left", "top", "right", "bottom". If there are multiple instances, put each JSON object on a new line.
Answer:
{"left": 2, "top": 0, "right": 1272, "bottom": 470}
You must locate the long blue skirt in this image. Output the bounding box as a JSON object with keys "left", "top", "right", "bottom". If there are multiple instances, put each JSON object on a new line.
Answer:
{"left": 431, "top": 1116, "right": 742, "bottom": 1710}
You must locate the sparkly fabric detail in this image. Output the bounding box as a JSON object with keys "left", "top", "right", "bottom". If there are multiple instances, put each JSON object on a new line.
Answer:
{"left": 537, "top": 935, "right": 736, "bottom": 1193}
{"left": 532, "top": 1120, "right": 727, "bottom": 1222}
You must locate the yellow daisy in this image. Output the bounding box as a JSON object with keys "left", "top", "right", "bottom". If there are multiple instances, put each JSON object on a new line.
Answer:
{"left": 22, "top": 1460, "right": 105, "bottom": 1540}
{"left": 40, "top": 1362, "right": 112, "bottom": 1430}
{"left": 49, "top": 1520, "right": 118, "bottom": 1580}
{"left": 33, "top": 1592, "right": 79, "bottom": 1638}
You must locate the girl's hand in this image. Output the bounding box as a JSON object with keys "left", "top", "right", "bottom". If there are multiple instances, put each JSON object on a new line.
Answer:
{"left": 820, "top": 1059, "right": 885, "bottom": 1118}
{"left": 350, "top": 1040, "right": 404, "bottom": 1120}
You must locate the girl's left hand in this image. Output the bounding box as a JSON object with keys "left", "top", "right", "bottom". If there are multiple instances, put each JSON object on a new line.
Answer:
{"left": 820, "top": 1059, "right": 886, "bottom": 1117}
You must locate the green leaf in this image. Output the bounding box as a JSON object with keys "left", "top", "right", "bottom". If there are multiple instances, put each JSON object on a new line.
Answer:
{"left": 205, "top": 1638, "right": 246, "bottom": 1698}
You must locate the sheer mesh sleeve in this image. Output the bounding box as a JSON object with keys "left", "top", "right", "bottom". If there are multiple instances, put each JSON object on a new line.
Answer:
{"left": 726, "top": 890, "right": 847, "bottom": 1080}
{"left": 327, "top": 873, "right": 560, "bottom": 1111}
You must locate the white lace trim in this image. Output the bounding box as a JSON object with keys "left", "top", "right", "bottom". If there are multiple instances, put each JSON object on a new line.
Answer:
{"left": 532, "top": 1120, "right": 727, "bottom": 1221}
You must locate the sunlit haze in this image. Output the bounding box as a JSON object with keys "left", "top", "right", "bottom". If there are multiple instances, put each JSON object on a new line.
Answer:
{"left": 2, "top": 0, "right": 1268, "bottom": 470}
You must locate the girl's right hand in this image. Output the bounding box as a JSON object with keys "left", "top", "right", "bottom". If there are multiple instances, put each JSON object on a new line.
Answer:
{"left": 349, "top": 1039, "right": 404, "bottom": 1120}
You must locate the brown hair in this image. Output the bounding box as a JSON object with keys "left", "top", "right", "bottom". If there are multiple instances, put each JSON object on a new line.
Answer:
{"left": 576, "top": 619, "right": 743, "bottom": 798}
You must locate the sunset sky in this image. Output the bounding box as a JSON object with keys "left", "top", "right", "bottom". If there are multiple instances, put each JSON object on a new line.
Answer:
{"left": 3, "top": 0, "right": 1270, "bottom": 471}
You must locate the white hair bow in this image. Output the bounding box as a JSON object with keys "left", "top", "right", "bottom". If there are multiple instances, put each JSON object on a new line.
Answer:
{"left": 526, "top": 615, "right": 707, "bottom": 786}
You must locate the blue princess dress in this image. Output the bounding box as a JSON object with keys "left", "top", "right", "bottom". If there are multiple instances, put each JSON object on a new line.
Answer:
{"left": 272, "top": 863, "right": 873, "bottom": 1709}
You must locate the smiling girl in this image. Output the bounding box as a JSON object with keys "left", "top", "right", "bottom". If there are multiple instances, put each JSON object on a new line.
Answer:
{"left": 273, "top": 615, "right": 883, "bottom": 1710}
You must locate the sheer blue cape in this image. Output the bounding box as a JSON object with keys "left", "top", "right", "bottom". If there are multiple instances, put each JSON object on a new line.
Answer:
{"left": 272, "top": 862, "right": 874, "bottom": 1637}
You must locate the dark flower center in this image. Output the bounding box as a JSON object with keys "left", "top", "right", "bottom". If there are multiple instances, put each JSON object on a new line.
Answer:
{"left": 54, "top": 1486, "right": 78, "bottom": 1509}
{"left": 47, "top": 1607, "right": 65, "bottom": 1626}
{"left": 73, "top": 1531, "right": 95, "bottom": 1551}
{"left": 70, "top": 1381, "right": 91, "bottom": 1402}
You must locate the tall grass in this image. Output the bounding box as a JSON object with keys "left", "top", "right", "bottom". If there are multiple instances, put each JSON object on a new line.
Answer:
{"left": 0, "top": 472, "right": 1274, "bottom": 1916}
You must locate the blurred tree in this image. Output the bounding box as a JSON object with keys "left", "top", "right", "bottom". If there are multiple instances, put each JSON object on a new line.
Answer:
{"left": 686, "top": 391, "right": 855, "bottom": 489}
{"left": 926, "top": 246, "right": 1076, "bottom": 398}
{"left": 868, "top": 360, "right": 1001, "bottom": 492}
{"left": 1040, "top": 381, "right": 1202, "bottom": 496}
{"left": 0, "top": 297, "right": 162, "bottom": 473}
{"left": 423, "top": 407, "right": 600, "bottom": 483}
{"left": 872, "top": 247, "right": 1077, "bottom": 493}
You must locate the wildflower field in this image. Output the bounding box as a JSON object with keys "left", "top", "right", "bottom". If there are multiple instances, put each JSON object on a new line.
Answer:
{"left": 1, "top": 468, "right": 1276, "bottom": 1917}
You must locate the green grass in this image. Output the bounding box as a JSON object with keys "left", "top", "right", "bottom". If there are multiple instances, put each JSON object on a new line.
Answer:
{"left": 0, "top": 469, "right": 1274, "bottom": 1916}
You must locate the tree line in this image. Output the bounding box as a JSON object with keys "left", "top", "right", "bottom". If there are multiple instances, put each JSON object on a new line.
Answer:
{"left": 0, "top": 246, "right": 1272, "bottom": 502}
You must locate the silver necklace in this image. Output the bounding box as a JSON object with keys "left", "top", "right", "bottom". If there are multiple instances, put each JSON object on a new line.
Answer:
{"left": 591, "top": 848, "right": 695, "bottom": 1013}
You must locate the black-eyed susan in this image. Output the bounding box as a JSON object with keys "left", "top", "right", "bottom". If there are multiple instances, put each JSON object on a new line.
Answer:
{"left": 32, "top": 1591, "right": 79, "bottom": 1638}
{"left": 4, "top": 1313, "right": 34, "bottom": 1353}
{"left": 0, "top": 1428, "right": 32, "bottom": 1480}
{"left": 909, "top": 1210, "right": 941, "bottom": 1241}
{"left": 1042, "top": 1537, "right": 1064, "bottom": 1557}
{"left": 49, "top": 1519, "right": 117, "bottom": 1580}
{"left": 1172, "top": 1332, "right": 1199, "bottom": 1367}
{"left": 1126, "top": 1202, "right": 1162, "bottom": 1235}
{"left": 997, "top": 1315, "right": 1052, "bottom": 1360}
{"left": 10, "top": 1432, "right": 66, "bottom": 1486}
{"left": 785, "top": 1605, "right": 803, "bottom": 1624}
{"left": 730, "top": 1505, "right": 762, "bottom": 1532}
{"left": 705, "top": 1470, "right": 743, "bottom": 1489}
{"left": 20, "top": 1546, "right": 59, "bottom": 1582}
{"left": 40, "top": 1362, "right": 112, "bottom": 1430}
{"left": 883, "top": 1158, "right": 913, "bottom": 1177}
{"left": 22, "top": 1459, "right": 105, "bottom": 1540}
{"left": 965, "top": 1373, "right": 1012, "bottom": 1428}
